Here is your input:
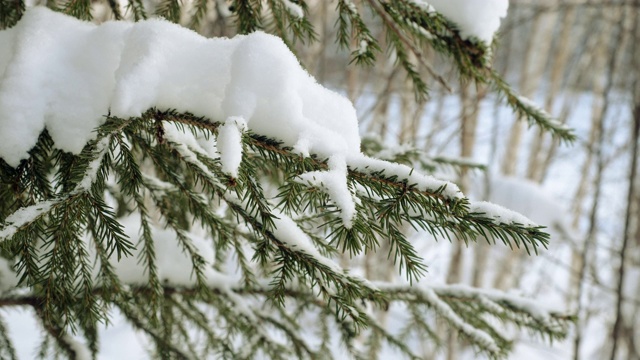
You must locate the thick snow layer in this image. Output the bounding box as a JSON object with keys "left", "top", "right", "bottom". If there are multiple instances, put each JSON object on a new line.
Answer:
{"left": 0, "top": 7, "right": 360, "bottom": 167}
{"left": 411, "top": 0, "right": 509, "bottom": 43}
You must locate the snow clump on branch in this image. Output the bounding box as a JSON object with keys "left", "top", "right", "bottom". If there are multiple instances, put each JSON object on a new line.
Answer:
{"left": 0, "top": 7, "right": 464, "bottom": 227}
{"left": 0, "top": 7, "right": 360, "bottom": 166}
{"left": 409, "top": 0, "right": 509, "bottom": 43}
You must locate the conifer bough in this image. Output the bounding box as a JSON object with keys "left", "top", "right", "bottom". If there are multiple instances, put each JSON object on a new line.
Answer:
{"left": 0, "top": 3, "right": 572, "bottom": 359}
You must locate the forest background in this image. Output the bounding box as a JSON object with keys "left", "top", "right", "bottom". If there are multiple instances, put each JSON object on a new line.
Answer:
{"left": 1, "top": 0, "right": 639, "bottom": 359}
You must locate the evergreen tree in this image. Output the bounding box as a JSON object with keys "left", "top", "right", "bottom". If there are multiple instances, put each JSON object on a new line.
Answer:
{"left": 0, "top": 1, "right": 574, "bottom": 359}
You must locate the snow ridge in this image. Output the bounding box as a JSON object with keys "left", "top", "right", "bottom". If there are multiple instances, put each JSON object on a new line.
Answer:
{"left": 0, "top": 7, "right": 360, "bottom": 168}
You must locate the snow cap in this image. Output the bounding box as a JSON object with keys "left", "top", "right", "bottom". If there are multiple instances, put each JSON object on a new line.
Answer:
{"left": 0, "top": 7, "right": 361, "bottom": 167}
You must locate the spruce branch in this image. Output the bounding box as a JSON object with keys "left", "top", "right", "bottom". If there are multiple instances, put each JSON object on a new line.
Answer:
{"left": 147, "top": 110, "right": 549, "bottom": 256}
{"left": 106, "top": 0, "right": 122, "bottom": 20}
{"left": 0, "top": 0, "right": 577, "bottom": 351}
{"left": 61, "top": 0, "right": 92, "bottom": 21}
{"left": 125, "top": 0, "right": 147, "bottom": 20}
{"left": 335, "top": 0, "right": 380, "bottom": 67}
{"left": 188, "top": 0, "right": 208, "bottom": 29}
{"left": 366, "top": 0, "right": 451, "bottom": 94}
{"left": 0, "top": 278, "right": 572, "bottom": 359}
{"left": 0, "top": 108, "right": 555, "bottom": 346}
{"left": 155, "top": 0, "right": 181, "bottom": 23}
{"left": 490, "top": 71, "right": 577, "bottom": 142}
{"left": 232, "top": 0, "right": 263, "bottom": 34}
{"left": 0, "top": 0, "right": 24, "bottom": 28}
{"left": 265, "top": 0, "right": 316, "bottom": 46}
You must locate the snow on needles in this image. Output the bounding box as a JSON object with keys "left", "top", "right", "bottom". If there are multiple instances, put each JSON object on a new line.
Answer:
{"left": 411, "top": 0, "right": 509, "bottom": 43}
{"left": 297, "top": 155, "right": 355, "bottom": 228}
{"left": 282, "top": 0, "right": 304, "bottom": 19}
{"left": 0, "top": 8, "right": 464, "bottom": 228}
{"left": 0, "top": 8, "right": 527, "bottom": 230}
{"left": 470, "top": 201, "right": 537, "bottom": 227}
{"left": 102, "top": 215, "right": 219, "bottom": 286}
{"left": 218, "top": 116, "right": 247, "bottom": 178}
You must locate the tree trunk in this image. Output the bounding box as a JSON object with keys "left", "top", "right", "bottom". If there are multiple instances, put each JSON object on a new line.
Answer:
{"left": 573, "top": 6, "right": 626, "bottom": 359}
{"left": 527, "top": 7, "right": 575, "bottom": 183}
{"left": 502, "top": 4, "right": 554, "bottom": 176}
{"left": 610, "top": 4, "right": 640, "bottom": 358}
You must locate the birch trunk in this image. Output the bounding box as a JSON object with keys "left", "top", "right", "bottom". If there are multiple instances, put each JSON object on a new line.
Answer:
{"left": 573, "top": 6, "right": 626, "bottom": 358}
{"left": 527, "top": 7, "right": 575, "bottom": 182}
{"left": 501, "top": 4, "right": 554, "bottom": 176}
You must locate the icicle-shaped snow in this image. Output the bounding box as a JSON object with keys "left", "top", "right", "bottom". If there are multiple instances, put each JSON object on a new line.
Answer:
{"left": 217, "top": 116, "right": 246, "bottom": 178}
{"left": 297, "top": 155, "right": 356, "bottom": 228}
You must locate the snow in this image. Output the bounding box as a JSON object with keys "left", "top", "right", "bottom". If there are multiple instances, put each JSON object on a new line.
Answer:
{"left": 0, "top": 200, "right": 56, "bottom": 241}
{"left": 282, "top": 0, "right": 304, "bottom": 19}
{"left": 61, "top": 334, "right": 92, "bottom": 360}
{"left": 0, "top": 258, "right": 18, "bottom": 292}
{"left": 93, "top": 215, "right": 218, "bottom": 286}
{"left": 162, "top": 122, "right": 222, "bottom": 186}
{"left": 349, "top": 155, "right": 463, "bottom": 199}
{"left": 0, "top": 7, "right": 360, "bottom": 168}
{"left": 222, "top": 31, "right": 360, "bottom": 157}
{"left": 407, "top": 0, "right": 435, "bottom": 13}
{"left": 216, "top": 0, "right": 233, "bottom": 18}
{"left": 141, "top": 173, "right": 176, "bottom": 193}
{"left": 474, "top": 175, "right": 574, "bottom": 237}
{"left": 410, "top": 0, "right": 509, "bottom": 43}
{"left": 343, "top": 0, "right": 357, "bottom": 14}
{"left": 0, "top": 136, "right": 110, "bottom": 242}
{"left": 217, "top": 116, "right": 246, "bottom": 177}
{"left": 469, "top": 201, "right": 537, "bottom": 227}
{"left": 223, "top": 191, "right": 344, "bottom": 275}
{"left": 375, "top": 281, "right": 569, "bottom": 355}
{"left": 0, "top": 7, "right": 470, "bottom": 224}
{"left": 517, "top": 95, "right": 571, "bottom": 131}
{"left": 428, "top": 283, "right": 565, "bottom": 330}
{"left": 421, "top": 287, "right": 500, "bottom": 354}
{"left": 274, "top": 210, "right": 342, "bottom": 272}
{"left": 273, "top": 211, "right": 343, "bottom": 274}
{"left": 0, "top": 212, "right": 222, "bottom": 289}
{"left": 0, "top": 16, "right": 126, "bottom": 167}
{"left": 77, "top": 137, "right": 111, "bottom": 190}
{"left": 297, "top": 155, "right": 355, "bottom": 228}
{"left": 0, "top": 8, "right": 563, "bottom": 358}
{"left": 358, "top": 39, "right": 369, "bottom": 55}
